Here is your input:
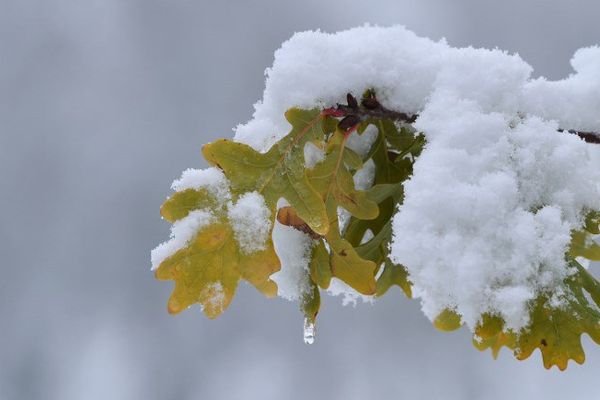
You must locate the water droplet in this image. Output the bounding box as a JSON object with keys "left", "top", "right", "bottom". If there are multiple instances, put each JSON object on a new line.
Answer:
{"left": 303, "top": 317, "right": 315, "bottom": 344}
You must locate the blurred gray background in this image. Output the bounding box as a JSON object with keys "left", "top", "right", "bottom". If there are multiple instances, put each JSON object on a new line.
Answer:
{"left": 2, "top": 1, "right": 600, "bottom": 399}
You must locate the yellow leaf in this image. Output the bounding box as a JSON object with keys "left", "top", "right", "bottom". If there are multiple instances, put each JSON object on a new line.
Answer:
{"left": 155, "top": 222, "right": 279, "bottom": 318}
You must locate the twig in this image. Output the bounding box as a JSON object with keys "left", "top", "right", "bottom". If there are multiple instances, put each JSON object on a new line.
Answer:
{"left": 325, "top": 93, "right": 600, "bottom": 144}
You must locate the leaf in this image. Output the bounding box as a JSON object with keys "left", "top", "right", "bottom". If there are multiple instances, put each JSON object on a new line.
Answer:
{"left": 308, "top": 129, "right": 380, "bottom": 295}
{"left": 155, "top": 222, "right": 279, "bottom": 318}
{"left": 472, "top": 315, "right": 516, "bottom": 359}
{"left": 433, "top": 309, "right": 462, "bottom": 332}
{"left": 308, "top": 130, "right": 379, "bottom": 221}
{"left": 584, "top": 211, "right": 600, "bottom": 234}
{"left": 310, "top": 241, "right": 332, "bottom": 289}
{"left": 569, "top": 230, "right": 600, "bottom": 261}
{"left": 277, "top": 206, "right": 321, "bottom": 239}
{"left": 353, "top": 221, "right": 411, "bottom": 298}
{"left": 344, "top": 121, "right": 414, "bottom": 247}
{"left": 302, "top": 280, "right": 321, "bottom": 325}
{"left": 202, "top": 108, "right": 329, "bottom": 235}
{"left": 474, "top": 260, "right": 600, "bottom": 370}
{"left": 376, "top": 260, "right": 412, "bottom": 298}
{"left": 160, "top": 188, "right": 221, "bottom": 222}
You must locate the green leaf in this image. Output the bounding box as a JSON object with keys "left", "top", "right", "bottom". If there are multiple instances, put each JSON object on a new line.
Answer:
{"left": 302, "top": 280, "right": 321, "bottom": 325}
{"left": 319, "top": 190, "right": 378, "bottom": 296}
{"left": 344, "top": 121, "right": 413, "bottom": 247}
{"left": 202, "top": 108, "right": 329, "bottom": 235}
{"left": 584, "top": 211, "right": 600, "bottom": 234}
{"left": 160, "top": 188, "right": 220, "bottom": 222}
{"left": 353, "top": 220, "right": 411, "bottom": 298}
{"left": 375, "top": 260, "right": 412, "bottom": 298}
{"left": 308, "top": 130, "right": 379, "bottom": 221}
{"left": 307, "top": 130, "right": 380, "bottom": 295}
{"left": 310, "top": 241, "right": 332, "bottom": 289}
{"left": 569, "top": 230, "right": 600, "bottom": 261}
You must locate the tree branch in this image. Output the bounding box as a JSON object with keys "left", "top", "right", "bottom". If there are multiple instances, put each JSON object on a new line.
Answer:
{"left": 325, "top": 93, "right": 600, "bottom": 144}
{"left": 557, "top": 129, "right": 600, "bottom": 144}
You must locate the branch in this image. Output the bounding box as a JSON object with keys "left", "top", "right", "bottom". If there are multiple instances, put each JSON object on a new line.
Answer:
{"left": 558, "top": 129, "right": 600, "bottom": 144}
{"left": 325, "top": 93, "right": 600, "bottom": 144}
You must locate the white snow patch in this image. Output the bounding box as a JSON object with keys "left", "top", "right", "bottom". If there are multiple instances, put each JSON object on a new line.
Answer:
{"left": 227, "top": 192, "right": 272, "bottom": 254}
{"left": 391, "top": 94, "right": 600, "bottom": 331}
{"left": 353, "top": 159, "right": 376, "bottom": 190}
{"left": 271, "top": 206, "right": 315, "bottom": 300}
{"left": 304, "top": 141, "right": 325, "bottom": 168}
{"left": 171, "top": 167, "right": 231, "bottom": 204}
{"left": 326, "top": 278, "right": 375, "bottom": 306}
{"left": 346, "top": 125, "right": 379, "bottom": 159}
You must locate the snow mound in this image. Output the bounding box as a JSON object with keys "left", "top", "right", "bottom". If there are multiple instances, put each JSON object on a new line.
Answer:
{"left": 230, "top": 25, "right": 600, "bottom": 330}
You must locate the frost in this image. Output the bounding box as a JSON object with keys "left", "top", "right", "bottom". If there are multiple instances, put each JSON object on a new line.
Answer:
{"left": 227, "top": 192, "right": 271, "bottom": 254}
{"left": 151, "top": 209, "right": 214, "bottom": 271}
{"left": 171, "top": 167, "right": 231, "bottom": 204}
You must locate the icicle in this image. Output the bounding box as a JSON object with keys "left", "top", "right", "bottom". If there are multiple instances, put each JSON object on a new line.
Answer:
{"left": 303, "top": 317, "right": 316, "bottom": 344}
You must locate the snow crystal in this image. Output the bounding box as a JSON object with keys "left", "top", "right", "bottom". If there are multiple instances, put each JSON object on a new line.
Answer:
{"left": 168, "top": 25, "right": 599, "bottom": 328}
{"left": 151, "top": 210, "right": 214, "bottom": 271}
{"left": 227, "top": 192, "right": 271, "bottom": 254}
{"left": 171, "top": 167, "right": 231, "bottom": 203}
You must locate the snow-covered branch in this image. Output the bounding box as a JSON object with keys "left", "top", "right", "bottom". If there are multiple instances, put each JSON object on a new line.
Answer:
{"left": 328, "top": 93, "right": 600, "bottom": 144}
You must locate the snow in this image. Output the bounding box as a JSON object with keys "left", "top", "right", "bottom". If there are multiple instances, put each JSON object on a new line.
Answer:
{"left": 227, "top": 192, "right": 272, "bottom": 254}
{"left": 171, "top": 167, "right": 231, "bottom": 204}
{"left": 304, "top": 142, "right": 325, "bottom": 169}
{"left": 271, "top": 219, "right": 314, "bottom": 301}
{"left": 227, "top": 25, "right": 600, "bottom": 331}
{"left": 326, "top": 278, "right": 374, "bottom": 306}
{"left": 353, "top": 159, "right": 376, "bottom": 190}
{"left": 522, "top": 46, "right": 600, "bottom": 133}
{"left": 392, "top": 95, "right": 599, "bottom": 331}
{"left": 158, "top": 25, "right": 600, "bottom": 332}
{"left": 346, "top": 125, "right": 379, "bottom": 159}
{"left": 151, "top": 209, "right": 214, "bottom": 271}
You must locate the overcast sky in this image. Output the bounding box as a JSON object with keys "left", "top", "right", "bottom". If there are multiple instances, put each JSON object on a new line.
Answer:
{"left": 2, "top": 1, "right": 600, "bottom": 399}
